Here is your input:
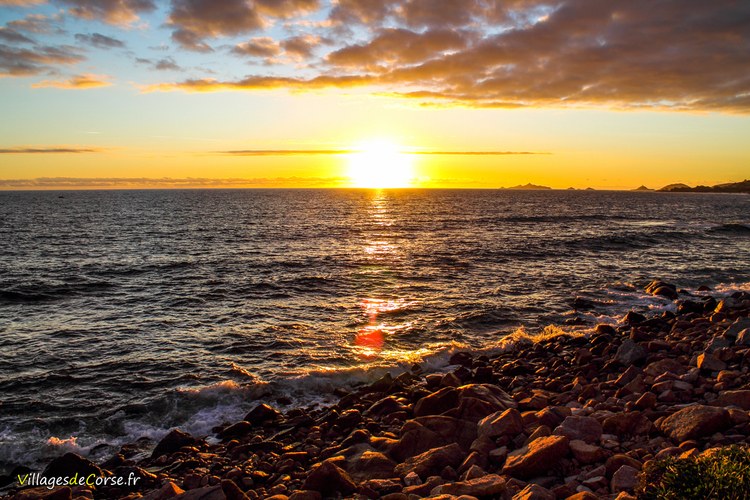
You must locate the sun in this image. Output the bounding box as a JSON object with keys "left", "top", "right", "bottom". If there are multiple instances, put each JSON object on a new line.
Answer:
{"left": 346, "top": 139, "right": 415, "bottom": 188}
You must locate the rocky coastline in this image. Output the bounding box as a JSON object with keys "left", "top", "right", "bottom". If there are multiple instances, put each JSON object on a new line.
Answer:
{"left": 4, "top": 281, "right": 750, "bottom": 500}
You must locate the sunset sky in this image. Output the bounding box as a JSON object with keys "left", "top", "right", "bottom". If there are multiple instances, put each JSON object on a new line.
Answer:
{"left": 1, "top": 0, "right": 748, "bottom": 189}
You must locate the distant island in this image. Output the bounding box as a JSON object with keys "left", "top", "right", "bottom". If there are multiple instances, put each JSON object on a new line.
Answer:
{"left": 504, "top": 183, "right": 552, "bottom": 190}
{"left": 658, "top": 179, "right": 750, "bottom": 193}
{"left": 633, "top": 185, "right": 654, "bottom": 191}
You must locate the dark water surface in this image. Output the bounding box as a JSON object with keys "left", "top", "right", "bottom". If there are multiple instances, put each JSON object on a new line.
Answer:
{"left": 1, "top": 189, "right": 748, "bottom": 470}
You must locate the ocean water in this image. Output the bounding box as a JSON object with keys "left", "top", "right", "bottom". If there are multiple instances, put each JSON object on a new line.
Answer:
{"left": 1, "top": 188, "right": 748, "bottom": 471}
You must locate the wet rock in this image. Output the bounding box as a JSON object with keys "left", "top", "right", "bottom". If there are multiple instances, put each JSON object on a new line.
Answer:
{"left": 430, "top": 474, "right": 507, "bottom": 497}
{"left": 622, "top": 312, "right": 646, "bottom": 326}
{"left": 553, "top": 416, "right": 602, "bottom": 444}
{"left": 478, "top": 408, "right": 523, "bottom": 439}
{"left": 218, "top": 421, "right": 253, "bottom": 440}
{"left": 42, "top": 453, "right": 103, "bottom": 479}
{"left": 449, "top": 352, "right": 474, "bottom": 367}
{"left": 615, "top": 340, "right": 647, "bottom": 365}
{"left": 151, "top": 429, "right": 201, "bottom": 459}
{"left": 244, "top": 403, "right": 282, "bottom": 424}
{"left": 501, "top": 435, "right": 570, "bottom": 479}
{"left": 414, "top": 387, "right": 459, "bottom": 417}
{"left": 714, "top": 390, "right": 750, "bottom": 410}
{"left": 658, "top": 405, "right": 731, "bottom": 441}
{"left": 512, "top": 484, "right": 556, "bottom": 500}
{"left": 394, "top": 443, "right": 464, "bottom": 479}
{"left": 610, "top": 465, "right": 639, "bottom": 494}
{"left": 366, "top": 396, "right": 407, "bottom": 417}
{"left": 301, "top": 461, "right": 357, "bottom": 497}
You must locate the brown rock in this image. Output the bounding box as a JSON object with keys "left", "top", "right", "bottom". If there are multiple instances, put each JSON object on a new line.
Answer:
{"left": 478, "top": 409, "right": 524, "bottom": 439}
{"left": 643, "top": 358, "right": 686, "bottom": 378}
{"left": 615, "top": 340, "right": 647, "bottom": 365}
{"left": 501, "top": 435, "right": 570, "bottom": 479}
{"left": 413, "top": 387, "right": 459, "bottom": 417}
{"left": 569, "top": 439, "right": 607, "bottom": 465}
{"left": 658, "top": 405, "right": 731, "bottom": 441}
{"left": 142, "top": 482, "right": 185, "bottom": 500}
{"left": 634, "top": 392, "right": 657, "bottom": 410}
{"left": 456, "top": 384, "right": 517, "bottom": 411}
{"left": 610, "top": 465, "right": 639, "bottom": 493}
{"left": 220, "top": 480, "right": 249, "bottom": 500}
{"left": 343, "top": 447, "right": 397, "bottom": 480}
{"left": 512, "top": 483, "right": 555, "bottom": 500}
{"left": 301, "top": 461, "right": 357, "bottom": 497}
{"left": 714, "top": 390, "right": 750, "bottom": 410}
{"left": 602, "top": 411, "right": 652, "bottom": 436}
{"left": 173, "top": 485, "right": 225, "bottom": 500}
{"left": 244, "top": 403, "right": 281, "bottom": 424}
{"left": 429, "top": 474, "right": 507, "bottom": 497}
{"left": 151, "top": 429, "right": 201, "bottom": 458}
{"left": 11, "top": 488, "right": 72, "bottom": 500}
{"left": 42, "top": 453, "right": 103, "bottom": 480}
{"left": 605, "top": 454, "right": 642, "bottom": 478}
{"left": 394, "top": 443, "right": 464, "bottom": 479}
{"left": 287, "top": 491, "right": 322, "bottom": 500}
{"left": 565, "top": 492, "right": 599, "bottom": 500}
{"left": 697, "top": 352, "right": 727, "bottom": 372}
{"left": 554, "top": 416, "right": 602, "bottom": 444}
{"left": 392, "top": 416, "right": 477, "bottom": 460}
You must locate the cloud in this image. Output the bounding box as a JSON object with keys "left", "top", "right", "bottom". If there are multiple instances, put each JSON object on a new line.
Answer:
{"left": 280, "top": 35, "right": 321, "bottom": 59}
{"left": 57, "top": 0, "right": 156, "bottom": 25}
{"left": 32, "top": 73, "right": 112, "bottom": 88}
{"left": 0, "top": 0, "right": 46, "bottom": 5}
{"left": 232, "top": 37, "right": 281, "bottom": 59}
{"left": 0, "top": 27, "right": 35, "bottom": 44}
{"left": 147, "top": 0, "right": 750, "bottom": 113}
{"left": 0, "top": 43, "right": 83, "bottom": 76}
{"left": 0, "top": 147, "right": 103, "bottom": 153}
{"left": 136, "top": 56, "right": 183, "bottom": 71}
{"left": 74, "top": 32, "right": 126, "bottom": 49}
{"left": 6, "top": 14, "right": 60, "bottom": 34}
{"left": 0, "top": 176, "right": 347, "bottom": 188}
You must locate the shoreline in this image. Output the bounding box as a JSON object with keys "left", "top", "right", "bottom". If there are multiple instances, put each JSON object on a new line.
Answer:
{"left": 3, "top": 281, "right": 750, "bottom": 499}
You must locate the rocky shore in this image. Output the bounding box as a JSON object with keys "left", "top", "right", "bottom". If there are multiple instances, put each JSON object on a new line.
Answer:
{"left": 4, "top": 282, "right": 750, "bottom": 500}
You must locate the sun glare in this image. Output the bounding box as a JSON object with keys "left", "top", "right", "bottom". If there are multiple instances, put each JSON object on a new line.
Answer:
{"left": 347, "top": 139, "right": 415, "bottom": 188}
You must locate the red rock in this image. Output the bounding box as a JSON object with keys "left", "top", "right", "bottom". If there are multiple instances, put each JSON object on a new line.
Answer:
{"left": 413, "top": 387, "right": 459, "bottom": 417}
{"left": 658, "top": 405, "right": 731, "bottom": 441}
{"left": 634, "top": 392, "right": 657, "bottom": 410}
{"left": 501, "top": 435, "right": 570, "bottom": 479}
{"left": 602, "top": 411, "right": 652, "bottom": 436}
{"left": 457, "top": 384, "right": 517, "bottom": 410}
{"left": 696, "top": 352, "right": 727, "bottom": 371}
{"left": 565, "top": 492, "right": 599, "bottom": 500}
{"left": 394, "top": 443, "right": 465, "bottom": 479}
{"left": 611, "top": 465, "right": 639, "bottom": 493}
{"left": 714, "top": 390, "right": 750, "bottom": 410}
{"left": 429, "top": 474, "right": 507, "bottom": 497}
{"left": 569, "top": 439, "right": 607, "bottom": 465}
{"left": 301, "top": 461, "right": 357, "bottom": 497}
{"left": 643, "top": 358, "right": 686, "bottom": 377}
{"left": 478, "top": 409, "right": 523, "bottom": 438}
{"left": 605, "top": 455, "right": 642, "bottom": 478}
{"left": 142, "top": 482, "right": 185, "bottom": 500}
{"left": 512, "top": 483, "right": 555, "bottom": 500}
{"left": 553, "top": 416, "right": 602, "bottom": 444}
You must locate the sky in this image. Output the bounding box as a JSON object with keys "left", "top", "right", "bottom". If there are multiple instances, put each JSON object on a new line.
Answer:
{"left": 0, "top": 0, "right": 748, "bottom": 189}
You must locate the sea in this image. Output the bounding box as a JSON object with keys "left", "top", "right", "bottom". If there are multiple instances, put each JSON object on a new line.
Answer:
{"left": 1, "top": 188, "right": 748, "bottom": 472}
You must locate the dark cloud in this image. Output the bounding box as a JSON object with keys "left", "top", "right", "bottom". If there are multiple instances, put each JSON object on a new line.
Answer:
{"left": 280, "top": 35, "right": 321, "bottom": 59}
{"left": 0, "top": 27, "right": 34, "bottom": 44}
{"left": 57, "top": 0, "right": 156, "bottom": 25}
{"left": 0, "top": 43, "right": 83, "bottom": 76}
{"left": 0, "top": 147, "right": 103, "bottom": 153}
{"left": 327, "top": 28, "right": 467, "bottom": 69}
{"left": 231, "top": 37, "right": 280, "bottom": 59}
{"left": 74, "top": 32, "right": 126, "bottom": 49}
{"left": 136, "top": 56, "right": 183, "bottom": 71}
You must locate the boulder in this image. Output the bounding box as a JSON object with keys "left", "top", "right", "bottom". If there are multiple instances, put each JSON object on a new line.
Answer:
{"left": 394, "top": 443, "right": 465, "bottom": 479}
{"left": 696, "top": 352, "right": 727, "bottom": 371}
{"left": 42, "top": 453, "right": 103, "bottom": 479}
{"left": 341, "top": 446, "right": 397, "bottom": 480}
{"left": 512, "top": 483, "right": 556, "bottom": 500}
{"left": 173, "top": 485, "right": 225, "bottom": 500}
{"left": 151, "top": 429, "right": 200, "bottom": 458}
{"left": 724, "top": 318, "right": 750, "bottom": 339}
{"left": 714, "top": 390, "right": 750, "bottom": 410}
{"left": 392, "top": 416, "right": 477, "bottom": 461}
{"left": 553, "top": 416, "right": 602, "bottom": 444}
{"left": 602, "top": 411, "right": 652, "bottom": 437}
{"left": 643, "top": 358, "right": 686, "bottom": 377}
{"left": 413, "top": 387, "right": 459, "bottom": 417}
{"left": 141, "top": 482, "right": 185, "bottom": 500}
{"left": 429, "top": 474, "right": 506, "bottom": 497}
{"left": 301, "top": 461, "right": 357, "bottom": 497}
{"left": 478, "top": 409, "right": 524, "bottom": 439}
{"left": 615, "top": 340, "right": 647, "bottom": 365}
{"left": 569, "top": 440, "right": 607, "bottom": 465}
{"left": 737, "top": 328, "right": 750, "bottom": 346}
{"left": 501, "top": 435, "right": 569, "bottom": 479}
{"left": 658, "top": 405, "right": 731, "bottom": 441}
{"left": 610, "top": 465, "right": 639, "bottom": 493}
{"left": 244, "top": 403, "right": 281, "bottom": 424}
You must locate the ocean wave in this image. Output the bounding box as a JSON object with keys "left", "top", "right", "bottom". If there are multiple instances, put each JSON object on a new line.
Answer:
{"left": 708, "top": 223, "right": 750, "bottom": 234}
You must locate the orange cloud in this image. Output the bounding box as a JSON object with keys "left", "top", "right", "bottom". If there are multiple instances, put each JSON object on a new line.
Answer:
{"left": 0, "top": 43, "right": 83, "bottom": 76}
{"left": 0, "top": 146, "right": 103, "bottom": 153}
{"left": 32, "top": 73, "right": 112, "bottom": 89}
{"left": 58, "top": 0, "right": 156, "bottom": 26}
